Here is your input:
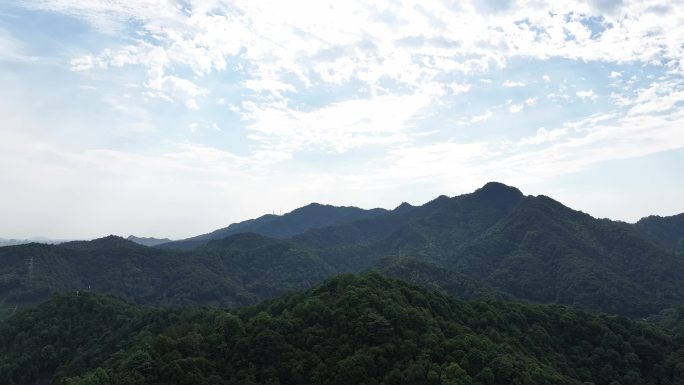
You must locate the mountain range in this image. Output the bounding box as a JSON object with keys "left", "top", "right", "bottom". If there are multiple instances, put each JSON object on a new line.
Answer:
{"left": 2, "top": 182, "right": 684, "bottom": 384}
{"left": 1, "top": 182, "right": 682, "bottom": 320}
{"left": 154, "top": 203, "right": 388, "bottom": 250}
{"left": 0, "top": 237, "right": 67, "bottom": 247}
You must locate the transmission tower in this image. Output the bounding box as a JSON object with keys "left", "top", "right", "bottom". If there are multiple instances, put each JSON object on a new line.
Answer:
{"left": 27, "top": 256, "right": 35, "bottom": 285}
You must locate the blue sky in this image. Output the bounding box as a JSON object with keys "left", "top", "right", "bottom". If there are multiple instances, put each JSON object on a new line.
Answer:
{"left": 1, "top": 0, "right": 683, "bottom": 239}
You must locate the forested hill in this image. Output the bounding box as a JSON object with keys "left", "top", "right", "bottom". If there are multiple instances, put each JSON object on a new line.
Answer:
{"left": 0, "top": 234, "right": 335, "bottom": 314}
{"left": 1, "top": 273, "right": 683, "bottom": 385}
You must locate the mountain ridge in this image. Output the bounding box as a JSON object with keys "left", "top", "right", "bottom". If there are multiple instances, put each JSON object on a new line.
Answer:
{"left": 158, "top": 202, "right": 388, "bottom": 250}
{"left": 126, "top": 235, "right": 172, "bottom": 247}
{"left": 1, "top": 182, "right": 683, "bottom": 319}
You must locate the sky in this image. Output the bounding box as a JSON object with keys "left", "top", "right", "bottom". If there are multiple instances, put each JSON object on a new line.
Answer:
{"left": 1, "top": 0, "right": 683, "bottom": 240}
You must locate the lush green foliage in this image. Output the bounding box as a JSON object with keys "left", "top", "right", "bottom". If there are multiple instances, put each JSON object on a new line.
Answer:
{"left": 2, "top": 273, "right": 684, "bottom": 385}
{"left": 636, "top": 214, "right": 684, "bottom": 255}
{"left": 375, "top": 256, "right": 511, "bottom": 301}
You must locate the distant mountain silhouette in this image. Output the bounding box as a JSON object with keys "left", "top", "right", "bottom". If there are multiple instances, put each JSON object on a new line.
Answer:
{"left": 158, "top": 203, "right": 387, "bottom": 250}
{"left": 126, "top": 235, "right": 173, "bottom": 247}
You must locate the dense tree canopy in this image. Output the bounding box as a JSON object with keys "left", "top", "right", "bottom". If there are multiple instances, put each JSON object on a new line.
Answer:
{"left": 0, "top": 234, "right": 334, "bottom": 318}
{"left": 2, "top": 273, "right": 684, "bottom": 385}
{"left": 636, "top": 213, "right": 684, "bottom": 255}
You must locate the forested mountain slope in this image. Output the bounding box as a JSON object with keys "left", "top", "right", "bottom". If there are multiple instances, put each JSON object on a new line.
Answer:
{"left": 0, "top": 234, "right": 333, "bottom": 313}
{"left": 294, "top": 183, "right": 684, "bottom": 316}
{"left": 1, "top": 274, "right": 683, "bottom": 385}
{"left": 441, "top": 195, "right": 684, "bottom": 316}
{"left": 159, "top": 203, "right": 387, "bottom": 250}
{"left": 636, "top": 213, "right": 684, "bottom": 255}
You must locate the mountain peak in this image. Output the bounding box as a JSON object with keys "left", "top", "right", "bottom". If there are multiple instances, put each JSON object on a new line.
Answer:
{"left": 478, "top": 181, "right": 521, "bottom": 194}
{"left": 127, "top": 235, "right": 172, "bottom": 247}
{"left": 293, "top": 202, "right": 329, "bottom": 212}
{"left": 470, "top": 182, "right": 524, "bottom": 209}
{"left": 88, "top": 235, "right": 127, "bottom": 244}
{"left": 393, "top": 202, "right": 415, "bottom": 214}
{"left": 61, "top": 235, "right": 142, "bottom": 250}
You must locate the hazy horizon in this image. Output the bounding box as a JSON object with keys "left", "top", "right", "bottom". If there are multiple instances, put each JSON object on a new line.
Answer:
{"left": 1, "top": 180, "right": 682, "bottom": 241}
{"left": 1, "top": 0, "right": 683, "bottom": 239}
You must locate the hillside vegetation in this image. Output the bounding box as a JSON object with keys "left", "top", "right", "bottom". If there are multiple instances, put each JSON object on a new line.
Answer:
{"left": 2, "top": 274, "right": 684, "bottom": 385}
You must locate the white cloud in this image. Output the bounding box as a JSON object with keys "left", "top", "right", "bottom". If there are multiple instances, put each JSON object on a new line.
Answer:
{"left": 145, "top": 74, "right": 205, "bottom": 110}
{"left": 188, "top": 120, "right": 222, "bottom": 133}
{"left": 518, "top": 127, "right": 568, "bottom": 145}
{"left": 243, "top": 79, "right": 297, "bottom": 95}
{"left": 509, "top": 97, "right": 537, "bottom": 113}
{"left": 609, "top": 71, "right": 622, "bottom": 78}
{"left": 365, "top": 104, "right": 684, "bottom": 194}
{"left": 509, "top": 104, "right": 524, "bottom": 113}
{"left": 503, "top": 80, "right": 525, "bottom": 88}
{"left": 18, "top": 0, "right": 185, "bottom": 34}
{"left": 610, "top": 92, "right": 632, "bottom": 107}
{"left": 69, "top": 55, "right": 95, "bottom": 71}
{"left": 447, "top": 82, "right": 472, "bottom": 95}
{"left": 470, "top": 110, "right": 493, "bottom": 124}
{"left": 497, "top": 109, "right": 684, "bottom": 181}
{"left": 20, "top": 0, "right": 684, "bottom": 109}
{"left": 242, "top": 85, "right": 443, "bottom": 154}
{"left": 576, "top": 90, "right": 598, "bottom": 101}
{"left": 627, "top": 80, "right": 684, "bottom": 116}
